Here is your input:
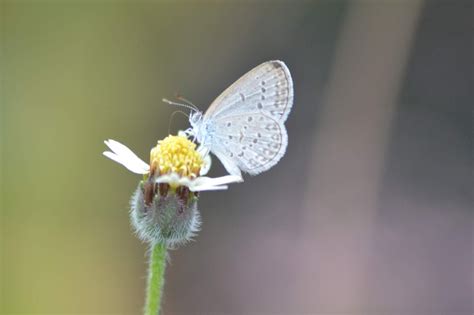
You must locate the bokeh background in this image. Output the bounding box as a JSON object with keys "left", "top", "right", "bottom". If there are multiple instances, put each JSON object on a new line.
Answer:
{"left": 1, "top": 0, "right": 472, "bottom": 314}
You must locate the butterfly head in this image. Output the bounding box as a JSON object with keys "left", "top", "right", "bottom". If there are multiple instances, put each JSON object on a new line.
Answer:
{"left": 189, "top": 111, "right": 203, "bottom": 128}
{"left": 185, "top": 110, "right": 204, "bottom": 143}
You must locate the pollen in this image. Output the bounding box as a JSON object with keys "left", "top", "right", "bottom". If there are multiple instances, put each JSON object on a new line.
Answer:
{"left": 150, "top": 135, "right": 203, "bottom": 178}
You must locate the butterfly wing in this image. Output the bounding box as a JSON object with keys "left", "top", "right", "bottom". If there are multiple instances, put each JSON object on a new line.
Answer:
{"left": 199, "top": 60, "right": 293, "bottom": 176}
{"left": 204, "top": 60, "right": 294, "bottom": 123}
{"left": 208, "top": 113, "right": 288, "bottom": 176}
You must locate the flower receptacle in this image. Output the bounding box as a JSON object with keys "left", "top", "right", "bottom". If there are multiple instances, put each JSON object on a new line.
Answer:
{"left": 131, "top": 179, "right": 201, "bottom": 247}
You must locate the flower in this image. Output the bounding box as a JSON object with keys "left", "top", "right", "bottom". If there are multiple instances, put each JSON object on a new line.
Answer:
{"left": 103, "top": 135, "right": 242, "bottom": 192}
{"left": 150, "top": 135, "right": 203, "bottom": 179}
{"left": 103, "top": 134, "right": 242, "bottom": 246}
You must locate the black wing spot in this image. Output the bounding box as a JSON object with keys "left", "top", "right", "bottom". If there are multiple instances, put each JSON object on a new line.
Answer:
{"left": 268, "top": 142, "right": 280, "bottom": 150}
{"left": 266, "top": 123, "right": 278, "bottom": 131}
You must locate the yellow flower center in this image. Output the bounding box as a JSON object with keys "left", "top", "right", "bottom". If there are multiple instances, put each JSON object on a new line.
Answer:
{"left": 150, "top": 135, "right": 203, "bottom": 178}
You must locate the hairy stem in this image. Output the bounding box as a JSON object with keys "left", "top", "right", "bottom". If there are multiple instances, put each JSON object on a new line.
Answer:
{"left": 145, "top": 242, "right": 167, "bottom": 315}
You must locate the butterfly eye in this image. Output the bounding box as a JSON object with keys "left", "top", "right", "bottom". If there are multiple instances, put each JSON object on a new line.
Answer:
{"left": 190, "top": 112, "right": 202, "bottom": 125}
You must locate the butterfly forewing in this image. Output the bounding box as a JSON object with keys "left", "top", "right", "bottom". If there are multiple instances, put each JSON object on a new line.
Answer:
{"left": 211, "top": 113, "right": 288, "bottom": 175}
{"left": 205, "top": 60, "right": 293, "bottom": 122}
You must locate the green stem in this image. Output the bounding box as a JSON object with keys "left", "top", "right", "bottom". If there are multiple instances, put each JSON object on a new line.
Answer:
{"left": 145, "top": 242, "right": 167, "bottom": 315}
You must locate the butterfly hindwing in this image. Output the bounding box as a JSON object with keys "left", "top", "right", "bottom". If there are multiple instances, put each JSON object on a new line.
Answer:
{"left": 210, "top": 113, "right": 288, "bottom": 175}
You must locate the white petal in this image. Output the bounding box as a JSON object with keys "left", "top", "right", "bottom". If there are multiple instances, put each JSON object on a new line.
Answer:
{"left": 197, "top": 145, "right": 210, "bottom": 157}
{"left": 191, "top": 185, "right": 228, "bottom": 192}
{"left": 154, "top": 173, "right": 193, "bottom": 187}
{"left": 103, "top": 144, "right": 149, "bottom": 174}
{"left": 152, "top": 172, "right": 242, "bottom": 192}
{"left": 156, "top": 173, "right": 201, "bottom": 190}
{"left": 103, "top": 151, "right": 149, "bottom": 174}
{"left": 189, "top": 175, "right": 242, "bottom": 191}
{"left": 103, "top": 139, "right": 149, "bottom": 174}
{"left": 200, "top": 154, "right": 212, "bottom": 176}
{"left": 104, "top": 140, "right": 147, "bottom": 166}
{"left": 193, "top": 175, "right": 243, "bottom": 187}
{"left": 196, "top": 145, "right": 212, "bottom": 176}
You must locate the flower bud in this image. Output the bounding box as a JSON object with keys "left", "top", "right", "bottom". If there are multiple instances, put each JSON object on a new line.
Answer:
{"left": 130, "top": 179, "right": 201, "bottom": 247}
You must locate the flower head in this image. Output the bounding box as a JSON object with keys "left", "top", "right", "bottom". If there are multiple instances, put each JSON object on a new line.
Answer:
{"left": 103, "top": 135, "right": 241, "bottom": 192}
{"left": 103, "top": 134, "right": 242, "bottom": 246}
{"left": 150, "top": 135, "right": 203, "bottom": 179}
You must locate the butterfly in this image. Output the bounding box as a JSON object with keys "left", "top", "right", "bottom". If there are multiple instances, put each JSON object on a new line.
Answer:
{"left": 179, "top": 60, "right": 294, "bottom": 177}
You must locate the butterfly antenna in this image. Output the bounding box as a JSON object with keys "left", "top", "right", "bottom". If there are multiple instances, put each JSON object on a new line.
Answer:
{"left": 162, "top": 98, "right": 198, "bottom": 112}
{"left": 175, "top": 93, "right": 199, "bottom": 111}
{"left": 168, "top": 110, "right": 189, "bottom": 134}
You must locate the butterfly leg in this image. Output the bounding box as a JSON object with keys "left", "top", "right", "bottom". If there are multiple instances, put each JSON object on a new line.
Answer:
{"left": 181, "top": 128, "right": 194, "bottom": 139}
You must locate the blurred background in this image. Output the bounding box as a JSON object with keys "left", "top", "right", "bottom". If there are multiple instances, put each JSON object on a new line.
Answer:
{"left": 1, "top": 0, "right": 472, "bottom": 314}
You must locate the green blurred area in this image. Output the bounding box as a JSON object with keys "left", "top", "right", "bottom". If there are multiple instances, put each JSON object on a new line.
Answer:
{"left": 0, "top": 2, "right": 239, "bottom": 313}
{"left": 1, "top": 1, "right": 298, "bottom": 312}
{"left": 1, "top": 3, "right": 159, "bottom": 313}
